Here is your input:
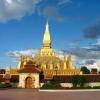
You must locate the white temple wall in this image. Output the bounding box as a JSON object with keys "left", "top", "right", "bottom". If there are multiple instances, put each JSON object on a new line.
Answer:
{"left": 19, "top": 73, "right": 40, "bottom": 88}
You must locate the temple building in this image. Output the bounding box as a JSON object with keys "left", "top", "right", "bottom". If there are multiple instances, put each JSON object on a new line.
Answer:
{"left": 18, "top": 21, "right": 82, "bottom": 79}
{"left": 7, "top": 21, "right": 82, "bottom": 88}
{"left": 1, "top": 21, "right": 100, "bottom": 89}
{"left": 18, "top": 60, "right": 40, "bottom": 88}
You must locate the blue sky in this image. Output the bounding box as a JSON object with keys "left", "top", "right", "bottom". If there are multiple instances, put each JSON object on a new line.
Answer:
{"left": 0, "top": 0, "right": 100, "bottom": 69}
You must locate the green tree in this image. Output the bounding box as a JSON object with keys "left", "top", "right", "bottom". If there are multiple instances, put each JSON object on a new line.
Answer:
{"left": 71, "top": 75, "right": 86, "bottom": 88}
{"left": 81, "top": 66, "right": 90, "bottom": 74}
{"left": 10, "top": 75, "right": 19, "bottom": 83}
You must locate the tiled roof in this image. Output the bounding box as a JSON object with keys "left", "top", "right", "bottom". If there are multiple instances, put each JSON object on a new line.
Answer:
{"left": 18, "top": 60, "right": 40, "bottom": 73}
{"left": 26, "top": 60, "right": 35, "bottom": 65}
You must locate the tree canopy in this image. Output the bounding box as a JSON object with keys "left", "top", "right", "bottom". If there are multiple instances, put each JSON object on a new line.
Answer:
{"left": 81, "top": 66, "right": 90, "bottom": 74}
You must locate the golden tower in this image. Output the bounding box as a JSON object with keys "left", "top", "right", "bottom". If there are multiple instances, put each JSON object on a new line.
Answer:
{"left": 43, "top": 21, "right": 51, "bottom": 48}
{"left": 17, "top": 20, "right": 82, "bottom": 77}
{"left": 39, "top": 20, "right": 55, "bottom": 57}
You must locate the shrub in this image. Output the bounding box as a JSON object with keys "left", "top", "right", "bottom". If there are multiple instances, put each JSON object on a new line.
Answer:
{"left": 71, "top": 75, "right": 86, "bottom": 88}
{"left": 93, "top": 86, "right": 100, "bottom": 89}
{"left": 0, "top": 83, "right": 12, "bottom": 88}
{"left": 10, "top": 75, "right": 19, "bottom": 83}
{"left": 42, "top": 80, "right": 61, "bottom": 89}
{"left": 85, "top": 86, "right": 92, "bottom": 89}
{"left": 0, "top": 83, "right": 6, "bottom": 88}
{"left": 11, "top": 83, "right": 18, "bottom": 88}
{"left": 5, "top": 83, "right": 11, "bottom": 88}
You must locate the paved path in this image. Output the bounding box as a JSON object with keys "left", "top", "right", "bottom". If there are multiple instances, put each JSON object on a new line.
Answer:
{"left": 0, "top": 89, "right": 100, "bottom": 100}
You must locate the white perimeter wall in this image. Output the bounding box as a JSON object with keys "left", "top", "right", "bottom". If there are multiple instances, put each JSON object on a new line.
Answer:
{"left": 40, "top": 82, "right": 100, "bottom": 88}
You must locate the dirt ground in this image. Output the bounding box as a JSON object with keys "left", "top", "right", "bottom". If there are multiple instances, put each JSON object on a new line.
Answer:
{"left": 0, "top": 89, "right": 100, "bottom": 100}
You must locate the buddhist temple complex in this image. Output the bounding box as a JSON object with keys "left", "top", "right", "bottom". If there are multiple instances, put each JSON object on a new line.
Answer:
{"left": 1, "top": 21, "right": 100, "bottom": 89}
{"left": 17, "top": 21, "right": 82, "bottom": 79}
{"left": 4, "top": 21, "right": 83, "bottom": 88}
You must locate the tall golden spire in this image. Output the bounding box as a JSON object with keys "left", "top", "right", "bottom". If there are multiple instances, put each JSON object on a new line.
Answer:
{"left": 43, "top": 20, "right": 51, "bottom": 48}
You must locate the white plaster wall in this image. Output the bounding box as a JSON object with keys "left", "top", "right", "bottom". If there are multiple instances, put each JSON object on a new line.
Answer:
{"left": 19, "top": 74, "right": 25, "bottom": 88}
{"left": 34, "top": 73, "right": 40, "bottom": 88}
{"left": 60, "top": 83, "right": 73, "bottom": 88}
{"left": 19, "top": 73, "right": 40, "bottom": 88}
{"left": 60, "top": 82, "right": 100, "bottom": 88}
{"left": 85, "top": 82, "right": 100, "bottom": 87}
{"left": 39, "top": 83, "right": 73, "bottom": 88}
{"left": 40, "top": 83, "right": 45, "bottom": 87}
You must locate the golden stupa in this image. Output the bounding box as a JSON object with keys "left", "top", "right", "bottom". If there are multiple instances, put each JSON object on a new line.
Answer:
{"left": 17, "top": 21, "right": 82, "bottom": 78}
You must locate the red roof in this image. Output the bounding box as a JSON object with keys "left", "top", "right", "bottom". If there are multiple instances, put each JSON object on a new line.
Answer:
{"left": 26, "top": 60, "right": 35, "bottom": 65}
{"left": 18, "top": 60, "right": 40, "bottom": 73}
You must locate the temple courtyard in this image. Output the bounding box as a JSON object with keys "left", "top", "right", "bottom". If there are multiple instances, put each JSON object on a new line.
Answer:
{"left": 0, "top": 89, "right": 100, "bottom": 100}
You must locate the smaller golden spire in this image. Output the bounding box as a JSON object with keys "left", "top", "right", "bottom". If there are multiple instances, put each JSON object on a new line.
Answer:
{"left": 18, "top": 54, "right": 26, "bottom": 69}
{"left": 67, "top": 54, "right": 73, "bottom": 69}
{"left": 67, "top": 54, "right": 72, "bottom": 61}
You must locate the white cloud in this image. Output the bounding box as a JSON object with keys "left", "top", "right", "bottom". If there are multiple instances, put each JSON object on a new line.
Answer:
{"left": 0, "top": 0, "right": 41, "bottom": 22}
{"left": 0, "top": 0, "right": 73, "bottom": 22}
{"left": 70, "top": 54, "right": 100, "bottom": 71}
{"left": 68, "top": 40, "right": 100, "bottom": 71}
{"left": 6, "top": 46, "right": 100, "bottom": 71}
{"left": 6, "top": 48, "right": 39, "bottom": 58}
{"left": 58, "top": 0, "right": 72, "bottom": 5}
{"left": 96, "top": 38, "right": 100, "bottom": 45}
{"left": 86, "top": 61, "right": 100, "bottom": 71}
{"left": 6, "top": 0, "right": 12, "bottom": 4}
